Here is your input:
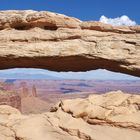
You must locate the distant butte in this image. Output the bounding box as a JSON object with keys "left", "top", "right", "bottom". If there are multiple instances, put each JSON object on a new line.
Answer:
{"left": 0, "top": 10, "right": 139, "bottom": 77}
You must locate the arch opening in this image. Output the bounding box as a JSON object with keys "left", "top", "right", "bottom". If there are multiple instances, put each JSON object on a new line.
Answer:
{"left": 0, "top": 56, "right": 140, "bottom": 78}
{"left": 0, "top": 68, "right": 139, "bottom": 114}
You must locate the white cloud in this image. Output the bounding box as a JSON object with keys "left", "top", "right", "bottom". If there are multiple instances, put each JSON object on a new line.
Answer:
{"left": 99, "top": 15, "right": 136, "bottom": 26}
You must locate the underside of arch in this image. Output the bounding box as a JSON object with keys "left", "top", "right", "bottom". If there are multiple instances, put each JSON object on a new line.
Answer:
{"left": 0, "top": 10, "right": 140, "bottom": 77}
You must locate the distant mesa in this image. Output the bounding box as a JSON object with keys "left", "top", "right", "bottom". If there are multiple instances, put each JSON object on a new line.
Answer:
{"left": 4, "top": 79, "right": 17, "bottom": 84}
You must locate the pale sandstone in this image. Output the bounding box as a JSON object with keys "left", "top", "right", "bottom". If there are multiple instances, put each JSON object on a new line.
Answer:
{"left": 0, "top": 10, "right": 139, "bottom": 77}
{"left": 0, "top": 105, "right": 20, "bottom": 115}
{"left": 0, "top": 92, "right": 140, "bottom": 140}
{"left": 56, "top": 91, "right": 140, "bottom": 131}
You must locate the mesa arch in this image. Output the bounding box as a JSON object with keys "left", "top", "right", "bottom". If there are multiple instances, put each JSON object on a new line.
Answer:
{"left": 0, "top": 10, "right": 140, "bottom": 77}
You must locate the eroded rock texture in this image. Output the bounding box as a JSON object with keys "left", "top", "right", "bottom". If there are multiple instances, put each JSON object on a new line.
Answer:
{"left": 0, "top": 91, "right": 140, "bottom": 140}
{"left": 0, "top": 90, "right": 21, "bottom": 111}
{"left": 0, "top": 10, "right": 139, "bottom": 77}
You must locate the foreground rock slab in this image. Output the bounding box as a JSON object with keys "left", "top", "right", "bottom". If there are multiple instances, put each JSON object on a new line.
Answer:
{"left": 0, "top": 91, "right": 140, "bottom": 140}
{"left": 0, "top": 10, "right": 140, "bottom": 77}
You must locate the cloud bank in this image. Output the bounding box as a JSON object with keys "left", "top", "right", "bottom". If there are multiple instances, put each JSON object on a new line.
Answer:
{"left": 99, "top": 15, "right": 137, "bottom": 26}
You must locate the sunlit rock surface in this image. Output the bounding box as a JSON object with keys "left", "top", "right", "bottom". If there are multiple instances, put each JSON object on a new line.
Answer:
{"left": 0, "top": 10, "right": 139, "bottom": 77}
{"left": 0, "top": 91, "right": 140, "bottom": 140}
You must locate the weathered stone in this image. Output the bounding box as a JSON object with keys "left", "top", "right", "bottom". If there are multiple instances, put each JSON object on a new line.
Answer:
{"left": 0, "top": 92, "right": 140, "bottom": 140}
{"left": 53, "top": 91, "right": 140, "bottom": 132}
{"left": 0, "top": 10, "right": 139, "bottom": 77}
{"left": 0, "top": 10, "right": 81, "bottom": 30}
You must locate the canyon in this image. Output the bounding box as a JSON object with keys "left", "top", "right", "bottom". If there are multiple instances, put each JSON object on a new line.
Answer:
{"left": 16, "top": 79, "right": 140, "bottom": 114}
{"left": 0, "top": 91, "right": 140, "bottom": 140}
{"left": 0, "top": 79, "right": 140, "bottom": 114}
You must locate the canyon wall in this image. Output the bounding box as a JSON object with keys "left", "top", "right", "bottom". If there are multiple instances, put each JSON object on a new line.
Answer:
{"left": 0, "top": 10, "right": 139, "bottom": 77}
{"left": 0, "top": 91, "right": 21, "bottom": 111}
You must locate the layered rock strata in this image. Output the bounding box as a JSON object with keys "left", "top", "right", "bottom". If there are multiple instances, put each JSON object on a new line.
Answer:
{"left": 0, "top": 10, "right": 139, "bottom": 77}
{"left": 0, "top": 90, "right": 21, "bottom": 111}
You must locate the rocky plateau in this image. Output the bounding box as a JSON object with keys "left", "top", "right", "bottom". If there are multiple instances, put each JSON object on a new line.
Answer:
{"left": 0, "top": 91, "right": 140, "bottom": 140}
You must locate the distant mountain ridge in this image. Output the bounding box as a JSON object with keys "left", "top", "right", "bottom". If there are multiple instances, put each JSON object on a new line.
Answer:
{"left": 0, "top": 72, "right": 61, "bottom": 80}
{"left": 0, "top": 68, "right": 139, "bottom": 80}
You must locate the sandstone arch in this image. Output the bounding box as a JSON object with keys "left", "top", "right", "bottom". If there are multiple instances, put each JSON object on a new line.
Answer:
{"left": 0, "top": 10, "right": 140, "bottom": 77}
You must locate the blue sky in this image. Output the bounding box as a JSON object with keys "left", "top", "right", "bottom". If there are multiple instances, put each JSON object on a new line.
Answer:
{"left": 0, "top": 0, "right": 139, "bottom": 80}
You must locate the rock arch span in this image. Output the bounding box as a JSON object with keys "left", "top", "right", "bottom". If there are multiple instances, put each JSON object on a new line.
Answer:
{"left": 0, "top": 10, "right": 140, "bottom": 77}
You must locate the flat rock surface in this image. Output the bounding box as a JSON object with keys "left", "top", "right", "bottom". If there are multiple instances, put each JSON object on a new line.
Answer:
{"left": 0, "top": 91, "right": 140, "bottom": 140}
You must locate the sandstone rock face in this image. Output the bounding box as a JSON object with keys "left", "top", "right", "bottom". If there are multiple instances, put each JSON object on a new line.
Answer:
{"left": 0, "top": 91, "right": 140, "bottom": 140}
{"left": 54, "top": 91, "right": 140, "bottom": 131}
{"left": 0, "top": 10, "right": 139, "bottom": 77}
